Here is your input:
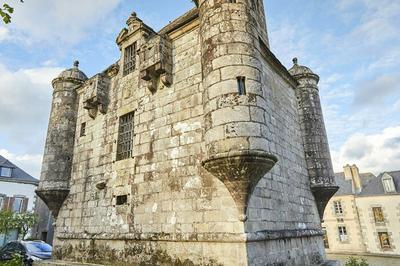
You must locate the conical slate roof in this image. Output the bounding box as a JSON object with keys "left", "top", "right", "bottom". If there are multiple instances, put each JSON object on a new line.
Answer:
{"left": 57, "top": 61, "right": 88, "bottom": 81}
{"left": 288, "top": 58, "right": 315, "bottom": 76}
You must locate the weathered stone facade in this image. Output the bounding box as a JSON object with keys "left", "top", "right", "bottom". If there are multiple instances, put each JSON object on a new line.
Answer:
{"left": 37, "top": 1, "right": 338, "bottom": 265}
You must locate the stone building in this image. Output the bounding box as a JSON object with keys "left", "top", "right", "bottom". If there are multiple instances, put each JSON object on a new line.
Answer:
{"left": 36, "top": 1, "right": 338, "bottom": 265}
{"left": 0, "top": 155, "right": 38, "bottom": 246}
{"left": 323, "top": 165, "right": 400, "bottom": 264}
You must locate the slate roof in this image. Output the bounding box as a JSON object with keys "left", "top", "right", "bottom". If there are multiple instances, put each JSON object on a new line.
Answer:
{"left": 334, "top": 170, "right": 400, "bottom": 196}
{"left": 334, "top": 172, "right": 375, "bottom": 196}
{"left": 0, "top": 155, "right": 39, "bottom": 185}
{"left": 360, "top": 171, "right": 400, "bottom": 196}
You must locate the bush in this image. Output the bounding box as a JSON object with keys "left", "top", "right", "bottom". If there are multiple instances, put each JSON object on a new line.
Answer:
{"left": 0, "top": 253, "right": 24, "bottom": 266}
{"left": 345, "top": 257, "right": 369, "bottom": 266}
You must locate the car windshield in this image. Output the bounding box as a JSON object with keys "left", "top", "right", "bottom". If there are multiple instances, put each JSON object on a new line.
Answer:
{"left": 25, "top": 242, "right": 52, "bottom": 253}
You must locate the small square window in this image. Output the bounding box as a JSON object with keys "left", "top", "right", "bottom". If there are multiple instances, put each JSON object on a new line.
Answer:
{"left": 116, "top": 195, "right": 128, "bottom": 206}
{"left": 0, "top": 167, "right": 12, "bottom": 177}
{"left": 378, "top": 232, "right": 391, "bottom": 249}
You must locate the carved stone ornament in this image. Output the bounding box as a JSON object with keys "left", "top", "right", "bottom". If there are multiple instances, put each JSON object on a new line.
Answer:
{"left": 139, "top": 34, "right": 173, "bottom": 93}
{"left": 116, "top": 12, "right": 155, "bottom": 47}
{"left": 83, "top": 74, "right": 110, "bottom": 119}
{"left": 202, "top": 150, "right": 278, "bottom": 221}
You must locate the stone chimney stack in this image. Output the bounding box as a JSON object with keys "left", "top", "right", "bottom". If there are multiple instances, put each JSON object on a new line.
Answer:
{"left": 351, "top": 164, "right": 362, "bottom": 193}
{"left": 343, "top": 164, "right": 353, "bottom": 180}
{"left": 343, "top": 164, "right": 362, "bottom": 193}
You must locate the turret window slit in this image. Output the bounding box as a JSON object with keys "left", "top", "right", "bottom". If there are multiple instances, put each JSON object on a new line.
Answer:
{"left": 237, "top": 76, "right": 246, "bottom": 95}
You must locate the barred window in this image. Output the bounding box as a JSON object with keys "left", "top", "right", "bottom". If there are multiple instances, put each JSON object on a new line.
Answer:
{"left": 123, "top": 42, "right": 136, "bottom": 76}
{"left": 116, "top": 112, "right": 135, "bottom": 161}
{"left": 333, "top": 201, "right": 343, "bottom": 215}
{"left": 373, "top": 207, "right": 384, "bottom": 223}
{"left": 338, "top": 226, "right": 347, "bottom": 242}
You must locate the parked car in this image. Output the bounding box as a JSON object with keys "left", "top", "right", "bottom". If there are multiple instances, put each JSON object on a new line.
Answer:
{"left": 0, "top": 240, "right": 52, "bottom": 265}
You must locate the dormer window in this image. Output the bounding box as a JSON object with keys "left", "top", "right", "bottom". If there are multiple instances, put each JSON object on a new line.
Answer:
{"left": 382, "top": 174, "right": 396, "bottom": 193}
{"left": 0, "top": 167, "right": 12, "bottom": 177}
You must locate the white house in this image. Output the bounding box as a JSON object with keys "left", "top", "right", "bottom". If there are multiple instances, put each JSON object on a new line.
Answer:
{"left": 0, "top": 155, "right": 39, "bottom": 246}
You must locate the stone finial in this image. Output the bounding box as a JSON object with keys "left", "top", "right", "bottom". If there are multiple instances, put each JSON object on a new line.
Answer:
{"left": 126, "top": 11, "right": 141, "bottom": 27}
{"left": 73, "top": 60, "right": 79, "bottom": 68}
{"left": 292, "top": 57, "right": 298, "bottom": 65}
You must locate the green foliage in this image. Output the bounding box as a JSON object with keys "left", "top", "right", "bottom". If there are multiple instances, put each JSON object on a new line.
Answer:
{"left": 345, "top": 257, "right": 369, "bottom": 266}
{"left": 0, "top": 211, "right": 17, "bottom": 235}
{"left": 14, "top": 212, "right": 38, "bottom": 240}
{"left": 0, "top": 253, "right": 24, "bottom": 266}
{"left": 0, "top": 0, "right": 23, "bottom": 24}
{"left": 0, "top": 211, "right": 38, "bottom": 240}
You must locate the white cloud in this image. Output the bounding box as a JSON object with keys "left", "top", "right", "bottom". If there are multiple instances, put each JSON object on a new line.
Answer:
{"left": 332, "top": 126, "right": 400, "bottom": 175}
{"left": 0, "top": 26, "right": 10, "bottom": 41}
{"left": 6, "top": 0, "right": 123, "bottom": 44}
{"left": 0, "top": 149, "right": 42, "bottom": 179}
{"left": 352, "top": 74, "right": 399, "bottom": 108}
{"left": 0, "top": 63, "right": 63, "bottom": 159}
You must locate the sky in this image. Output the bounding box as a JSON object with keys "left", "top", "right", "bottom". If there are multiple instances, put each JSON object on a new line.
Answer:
{"left": 0, "top": 0, "right": 399, "bottom": 178}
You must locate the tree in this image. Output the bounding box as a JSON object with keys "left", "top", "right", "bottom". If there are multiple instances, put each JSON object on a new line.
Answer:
{"left": 0, "top": 0, "right": 23, "bottom": 24}
{"left": 345, "top": 257, "right": 369, "bottom": 266}
{"left": 0, "top": 211, "right": 17, "bottom": 237}
{"left": 14, "top": 212, "right": 38, "bottom": 240}
{"left": 0, "top": 211, "right": 38, "bottom": 240}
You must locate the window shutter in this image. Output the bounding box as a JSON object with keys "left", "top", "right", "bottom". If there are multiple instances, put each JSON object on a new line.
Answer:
{"left": 22, "top": 198, "right": 29, "bottom": 212}
{"left": 7, "top": 197, "right": 14, "bottom": 212}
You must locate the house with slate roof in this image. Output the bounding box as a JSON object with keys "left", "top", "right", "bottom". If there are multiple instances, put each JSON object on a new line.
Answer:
{"left": 322, "top": 164, "right": 400, "bottom": 259}
{"left": 0, "top": 155, "right": 52, "bottom": 246}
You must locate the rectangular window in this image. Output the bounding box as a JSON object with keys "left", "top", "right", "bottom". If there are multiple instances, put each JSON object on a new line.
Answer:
{"left": 12, "top": 197, "right": 23, "bottom": 213}
{"left": 373, "top": 207, "right": 384, "bottom": 223}
{"left": 378, "top": 232, "right": 391, "bottom": 249}
{"left": 334, "top": 201, "right": 343, "bottom": 215}
{"left": 80, "top": 122, "right": 86, "bottom": 137}
{"left": 116, "top": 112, "right": 135, "bottom": 161}
{"left": 0, "top": 167, "right": 12, "bottom": 177}
{"left": 237, "top": 76, "right": 246, "bottom": 95}
{"left": 323, "top": 228, "right": 329, "bottom": 249}
{"left": 338, "top": 226, "right": 347, "bottom": 242}
{"left": 116, "top": 195, "right": 128, "bottom": 206}
{"left": 123, "top": 42, "right": 136, "bottom": 76}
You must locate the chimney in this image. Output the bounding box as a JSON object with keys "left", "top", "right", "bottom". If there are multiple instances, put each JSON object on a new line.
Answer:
{"left": 343, "top": 164, "right": 352, "bottom": 180}
{"left": 351, "top": 164, "right": 362, "bottom": 193}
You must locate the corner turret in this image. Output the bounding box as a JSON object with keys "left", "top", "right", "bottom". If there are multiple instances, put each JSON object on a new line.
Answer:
{"left": 289, "top": 58, "right": 338, "bottom": 221}
{"left": 36, "top": 61, "right": 87, "bottom": 218}
{"left": 198, "top": 0, "right": 277, "bottom": 221}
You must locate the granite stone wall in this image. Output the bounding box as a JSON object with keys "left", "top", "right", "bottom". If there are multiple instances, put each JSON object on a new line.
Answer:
{"left": 40, "top": 2, "right": 332, "bottom": 265}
